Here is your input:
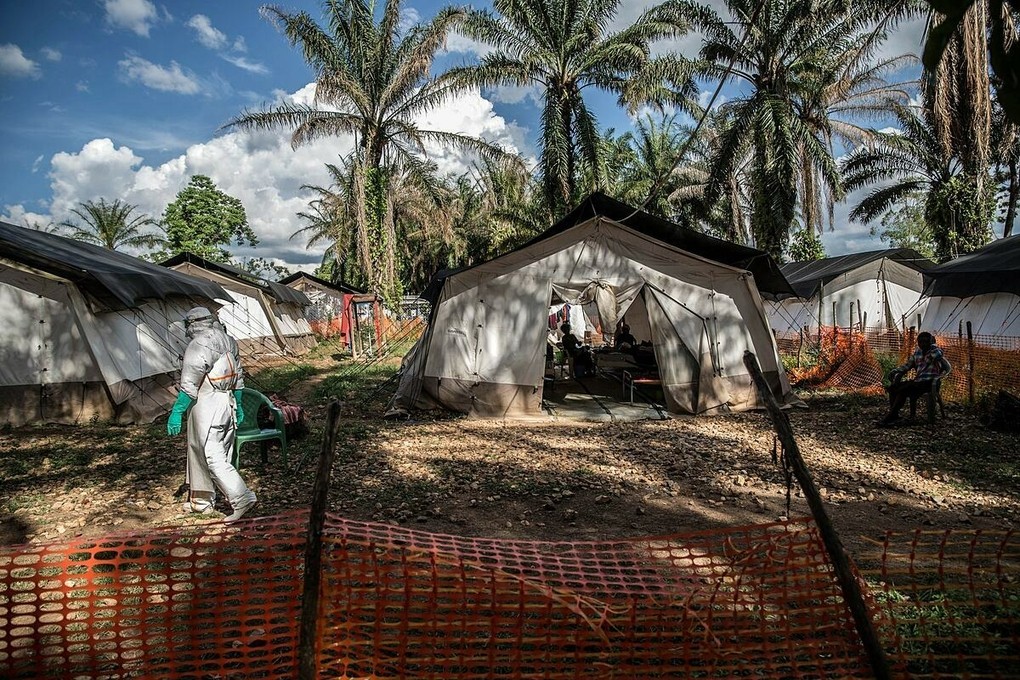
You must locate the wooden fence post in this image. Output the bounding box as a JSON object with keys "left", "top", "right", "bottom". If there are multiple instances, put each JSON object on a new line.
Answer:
{"left": 966, "top": 321, "right": 975, "bottom": 406}
{"left": 298, "top": 399, "right": 343, "bottom": 680}
{"left": 742, "top": 351, "right": 892, "bottom": 680}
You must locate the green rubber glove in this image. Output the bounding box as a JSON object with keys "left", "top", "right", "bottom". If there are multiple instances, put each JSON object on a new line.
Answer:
{"left": 234, "top": 390, "right": 245, "bottom": 425}
{"left": 166, "top": 392, "right": 195, "bottom": 436}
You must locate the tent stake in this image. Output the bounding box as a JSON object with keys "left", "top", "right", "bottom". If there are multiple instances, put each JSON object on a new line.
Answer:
{"left": 742, "top": 351, "right": 891, "bottom": 680}
{"left": 298, "top": 399, "right": 342, "bottom": 680}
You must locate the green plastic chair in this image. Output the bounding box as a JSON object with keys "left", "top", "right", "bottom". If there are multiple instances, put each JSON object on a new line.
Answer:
{"left": 232, "top": 388, "right": 287, "bottom": 468}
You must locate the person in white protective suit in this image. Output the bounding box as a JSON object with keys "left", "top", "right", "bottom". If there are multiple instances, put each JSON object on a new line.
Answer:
{"left": 167, "top": 307, "right": 258, "bottom": 522}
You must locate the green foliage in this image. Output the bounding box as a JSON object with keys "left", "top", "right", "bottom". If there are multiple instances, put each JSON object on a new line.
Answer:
{"left": 235, "top": 257, "right": 291, "bottom": 281}
{"left": 873, "top": 200, "right": 937, "bottom": 260}
{"left": 450, "top": 0, "right": 698, "bottom": 217}
{"left": 58, "top": 198, "right": 162, "bottom": 252}
{"left": 787, "top": 229, "right": 826, "bottom": 262}
{"left": 159, "top": 175, "right": 257, "bottom": 263}
{"left": 926, "top": 174, "right": 995, "bottom": 260}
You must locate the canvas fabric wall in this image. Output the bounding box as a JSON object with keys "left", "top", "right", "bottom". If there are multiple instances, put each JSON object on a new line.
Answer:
{"left": 768, "top": 258, "right": 925, "bottom": 335}
{"left": 921, "top": 292, "right": 1020, "bottom": 338}
{"left": 393, "top": 218, "right": 792, "bottom": 417}
{"left": 0, "top": 263, "right": 197, "bottom": 426}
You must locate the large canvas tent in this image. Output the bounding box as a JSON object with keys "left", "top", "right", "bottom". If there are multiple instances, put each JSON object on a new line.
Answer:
{"left": 162, "top": 253, "right": 315, "bottom": 355}
{"left": 767, "top": 249, "right": 931, "bottom": 335}
{"left": 0, "top": 221, "right": 229, "bottom": 426}
{"left": 391, "top": 193, "right": 798, "bottom": 418}
{"left": 280, "top": 272, "right": 383, "bottom": 354}
{"left": 919, "top": 235, "right": 1020, "bottom": 339}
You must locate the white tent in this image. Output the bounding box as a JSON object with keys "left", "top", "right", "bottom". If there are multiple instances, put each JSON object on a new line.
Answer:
{"left": 0, "top": 221, "right": 229, "bottom": 426}
{"left": 391, "top": 193, "right": 797, "bottom": 418}
{"left": 767, "top": 249, "right": 932, "bottom": 335}
{"left": 919, "top": 235, "right": 1020, "bottom": 340}
{"left": 162, "top": 253, "right": 316, "bottom": 356}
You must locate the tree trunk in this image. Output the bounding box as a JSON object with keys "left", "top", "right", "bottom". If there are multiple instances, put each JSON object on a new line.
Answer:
{"left": 1005, "top": 156, "right": 1018, "bottom": 237}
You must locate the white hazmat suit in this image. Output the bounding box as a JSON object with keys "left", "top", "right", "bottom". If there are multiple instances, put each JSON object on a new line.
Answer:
{"left": 171, "top": 307, "right": 257, "bottom": 522}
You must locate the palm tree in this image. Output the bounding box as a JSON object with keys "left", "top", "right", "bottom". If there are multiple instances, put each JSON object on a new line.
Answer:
{"left": 685, "top": 0, "right": 904, "bottom": 259}
{"left": 226, "top": 0, "right": 517, "bottom": 303}
{"left": 448, "top": 0, "right": 699, "bottom": 217}
{"left": 58, "top": 198, "right": 162, "bottom": 251}
{"left": 612, "top": 113, "right": 691, "bottom": 220}
{"left": 841, "top": 104, "right": 995, "bottom": 260}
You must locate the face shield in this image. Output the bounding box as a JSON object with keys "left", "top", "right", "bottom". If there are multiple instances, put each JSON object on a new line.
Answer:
{"left": 183, "top": 307, "right": 216, "bottom": 339}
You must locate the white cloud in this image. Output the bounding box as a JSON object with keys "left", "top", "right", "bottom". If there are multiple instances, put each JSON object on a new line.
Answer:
{"left": 76, "top": 80, "right": 90, "bottom": 92}
{"left": 31, "top": 155, "right": 44, "bottom": 173}
{"left": 221, "top": 55, "right": 269, "bottom": 75}
{"left": 232, "top": 37, "right": 248, "bottom": 53}
{"left": 104, "top": 0, "right": 159, "bottom": 37}
{"left": 4, "top": 86, "right": 524, "bottom": 272}
{"left": 118, "top": 55, "right": 202, "bottom": 94}
{"left": 187, "top": 14, "right": 228, "bottom": 50}
{"left": 0, "top": 44, "right": 41, "bottom": 79}
{"left": 41, "top": 47, "right": 62, "bottom": 62}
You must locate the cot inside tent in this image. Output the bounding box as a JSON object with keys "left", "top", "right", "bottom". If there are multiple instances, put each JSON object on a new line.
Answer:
{"left": 162, "top": 253, "right": 315, "bottom": 356}
{"left": 767, "top": 249, "right": 932, "bottom": 335}
{"left": 391, "top": 193, "right": 797, "bottom": 418}
{"left": 919, "top": 235, "right": 1020, "bottom": 340}
{"left": 0, "top": 221, "right": 228, "bottom": 426}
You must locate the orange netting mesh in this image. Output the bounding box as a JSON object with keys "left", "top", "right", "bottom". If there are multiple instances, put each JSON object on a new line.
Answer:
{"left": 2, "top": 514, "right": 1018, "bottom": 679}
{"left": 857, "top": 529, "right": 1020, "bottom": 678}
{"left": 779, "top": 327, "right": 1020, "bottom": 401}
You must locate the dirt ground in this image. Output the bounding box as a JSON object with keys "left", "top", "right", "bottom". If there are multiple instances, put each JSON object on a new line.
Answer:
{"left": 1, "top": 374, "right": 1018, "bottom": 563}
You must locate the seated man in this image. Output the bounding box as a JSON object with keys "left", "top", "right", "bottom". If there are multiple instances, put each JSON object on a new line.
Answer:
{"left": 559, "top": 322, "right": 593, "bottom": 378}
{"left": 879, "top": 331, "right": 951, "bottom": 426}
{"left": 615, "top": 324, "right": 636, "bottom": 350}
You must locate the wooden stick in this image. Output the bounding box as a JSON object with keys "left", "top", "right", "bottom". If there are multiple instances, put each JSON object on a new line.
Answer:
{"left": 966, "top": 321, "right": 975, "bottom": 406}
{"left": 298, "top": 399, "right": 343, "bottom": 680}
{"left": 742, "top": 351, "right": 891, "bottom": 680}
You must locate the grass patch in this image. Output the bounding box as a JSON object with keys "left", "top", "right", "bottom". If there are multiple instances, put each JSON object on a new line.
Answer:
{"left": 248, "top": 363, "right": 318, "bottom": 393}
{"left": 314, "top": 364, "right": 399, "bottom": 402}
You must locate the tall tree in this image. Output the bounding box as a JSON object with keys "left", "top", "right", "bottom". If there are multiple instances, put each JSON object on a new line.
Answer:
{"left": 613, "top": 113, "right": 691, "bottom": 220}
{"left": 160, "top": 175, "right": 257, "bottom": 263}
{"left": 448, "top": 0, "right": 698, "bottom": 218}
{"left": 841, "top": 104, "right": 996, "bottom": 260}
{"left": 686, "top": 0, "right": 901, "bottom": 259}
{"left": 921, "top": 0, "right": 995, "bottom": 253}
{"left": 226, "top": 0, "right": 515, "bottom": 304}
{"left": 58, "top": 198, "right": 162, "bottom": 251}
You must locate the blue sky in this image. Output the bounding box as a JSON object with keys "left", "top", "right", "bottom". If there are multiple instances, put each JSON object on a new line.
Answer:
{"left": 0, "top": 0, "right": 930, "bottom": 274}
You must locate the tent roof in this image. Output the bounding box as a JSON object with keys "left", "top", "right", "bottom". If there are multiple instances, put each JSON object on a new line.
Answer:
{"left": 923, "top": 235, "right": 1020, "bottom": 298}
{"left": 279, "top": 271, "right": 367, "bottom": 295}
{"left": 161, "top": 252, "right": 310, "bottom": 306}
{"left": 422, "top": 192, "right": 793, "bottom": 302}
{"left": 779, "top": 248, "right": 932, "bottom": 299}
{"left": 0, "top": 221, "right": 228, "bottom": 309}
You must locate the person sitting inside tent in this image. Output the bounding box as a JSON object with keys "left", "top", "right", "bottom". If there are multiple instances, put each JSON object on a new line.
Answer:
{"left": 560, "top": 322, "right": 594, "bottom": 378}
{"left": 879, "top": 331, "right": 951, "bottom": 427}
{"left": 615, "top": 323, "right": 636, "bottom": 350}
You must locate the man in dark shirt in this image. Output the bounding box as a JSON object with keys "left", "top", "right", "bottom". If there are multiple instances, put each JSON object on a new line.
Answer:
{"left": 615, "top": 324, "right": 636, "bottom": 350}
{"left": 560, "top": 322, "right": 581, "bottom": 357}
{"left": 879, "top": 332, "right": 951, "bottom": 426}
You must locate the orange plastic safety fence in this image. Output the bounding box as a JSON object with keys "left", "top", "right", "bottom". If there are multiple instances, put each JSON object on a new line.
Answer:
{"left": 314, "top": 516, "right": 874, "bottom": 678}
{"left": 778, "top": 327, "right": 1020, "bottom": 401}
{"left": 7, "top": 514, "right": 1016, "bottom": 679}
{"left": 857, "top": 529, "right": 1020, "bottom": 679}
{"left": 0, "top": 513, "right": 305, "bottom": 679}
{"left": 4, "top": 515, "right": 875, "bottom": 679}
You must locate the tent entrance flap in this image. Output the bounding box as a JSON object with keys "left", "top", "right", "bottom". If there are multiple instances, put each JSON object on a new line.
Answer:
{"left": 644, "top": 285, "right": 731, "bottom": 414}
{"left": 551, "top": 280, "right": 643, "bottom": 338}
